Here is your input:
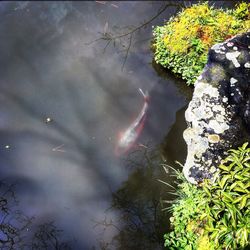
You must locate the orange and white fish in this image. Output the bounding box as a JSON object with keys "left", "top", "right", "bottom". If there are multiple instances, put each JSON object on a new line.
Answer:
{"left": 115, "top": 88, "right": 149, "bottom": 156}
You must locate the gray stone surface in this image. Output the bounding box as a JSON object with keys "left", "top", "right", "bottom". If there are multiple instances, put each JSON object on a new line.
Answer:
{"left": 183, "top": 31, "right": 250, "bottom": 184}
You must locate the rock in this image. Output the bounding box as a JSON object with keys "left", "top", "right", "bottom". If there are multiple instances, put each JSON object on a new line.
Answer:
{"left": 183, "top": 31, "right": 250, "bottom": 184}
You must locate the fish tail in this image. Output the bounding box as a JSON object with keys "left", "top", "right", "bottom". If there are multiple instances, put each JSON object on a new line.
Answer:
{"left": 138, "top": 88, "right": 149, "bottom": 101}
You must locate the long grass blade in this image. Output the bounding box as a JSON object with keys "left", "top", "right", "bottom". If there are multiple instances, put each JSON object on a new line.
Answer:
{"left": 158, "top": 179, "right": 176, "bottom": 190}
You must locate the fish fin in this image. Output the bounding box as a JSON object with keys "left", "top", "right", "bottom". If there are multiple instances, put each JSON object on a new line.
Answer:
{"left": 138, "top": 88, "right": 146, "bottom": 97}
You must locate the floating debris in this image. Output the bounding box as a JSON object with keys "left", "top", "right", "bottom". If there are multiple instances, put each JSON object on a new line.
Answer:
{"left": 52, "top": 144, "right": 65, "bottom": 152}
{"left": 138, "top": 143, "right": 148, "bottom": 149}
{"left": 95, "top": 1, "right": 106, "bottom": 4}
{"left": 111, "top": 3, "right": 118, "bottom": 8}
{"left": 45, "top": 117, "right": 53, "bottom": 123}
{"left": 103, "top": 22, "right": 108, "bottom": 35}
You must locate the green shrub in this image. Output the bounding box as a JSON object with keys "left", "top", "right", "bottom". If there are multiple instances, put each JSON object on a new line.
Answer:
{"left": 152, "top": 2, "right": 250, "bottom": 85}
{"left": 162, "top": 143, "right": 250, "bottom": 249}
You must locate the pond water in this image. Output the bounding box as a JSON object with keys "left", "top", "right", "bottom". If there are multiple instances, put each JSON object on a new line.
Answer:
{"left": 0, "top": 1, "right": 238, "bottom": 249}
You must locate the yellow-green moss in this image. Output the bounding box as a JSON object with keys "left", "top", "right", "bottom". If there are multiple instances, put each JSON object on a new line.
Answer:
{"left": 153, "top": 2, "right": 250, "bottom": 85}
{"left": 197, "top": 235, "right": 211, "bottom": 250}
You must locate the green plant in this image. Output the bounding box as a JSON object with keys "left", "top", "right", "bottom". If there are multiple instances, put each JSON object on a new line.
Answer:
{"left": 160, "top": 166, "right": 206, "bottom": 249}
{"left": 162, "top": 143, "right": 250, "bottom": 249}
{"left": 203, "top": 142, "right": 250, "bottom": 249}
{"left": 234, "top": 2, "right": 250, "bottom": 20}
{"left": 152, "top": 2, "right": 250, "bottom": 85}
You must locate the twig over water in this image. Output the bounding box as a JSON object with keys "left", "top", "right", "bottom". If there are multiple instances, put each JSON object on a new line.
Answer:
{"left": 85, "top": 2, "right": 183, "bottom": 70}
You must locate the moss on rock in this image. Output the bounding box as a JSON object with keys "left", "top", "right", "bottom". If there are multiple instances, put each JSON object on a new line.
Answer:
{"left": 152, "top": 2, "right": 250, "bottom": 85}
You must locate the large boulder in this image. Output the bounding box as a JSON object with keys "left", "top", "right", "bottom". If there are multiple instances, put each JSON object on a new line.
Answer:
{"left": 183, "top": 31, "right": 250, "bottom": 184}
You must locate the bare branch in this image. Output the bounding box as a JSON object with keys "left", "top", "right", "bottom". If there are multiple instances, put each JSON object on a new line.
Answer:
{"left": 84, "top": 2, "right": 183, "bottom": 69}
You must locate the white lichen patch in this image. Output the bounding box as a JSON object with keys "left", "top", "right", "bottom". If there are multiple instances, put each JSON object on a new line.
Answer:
{"left": 212, "top": 44, "right": 226, "bottom": 54}
{"left": 183, "top": 127, "right": 209, "bottom": 183}
{"left": 230, "top": 77, "right": 238, "bottom": 85}
{"left": 244, "top": 62, "right": 250, "bottom": 68}
{"left": 215, "top": 49, "right": 225, "bottom": 54}
{"left": 183, "top": 79, "right": 230, "bottom": 183}
{"left": 216, "top": 114, "right": 226, "bottom": 123}
{"left": 212, "top": 105, "right": 226, "bottom": 115}
{"left": 194, "top": 82, "right": 219, "bottom": 98}
{"left": 211, "top": 43, "right": 221, "bottom": 51}
{"left": 226, "top": 51, "right": 241, "bottom": 67}
{"left": 208, "top": 120, "right": 229, "bottom": 134}
{"left": 222, "top": 97, "right": 228, "bottom": 103}
{"left": 185, "top": 82, "right": 229, "bottom": 133}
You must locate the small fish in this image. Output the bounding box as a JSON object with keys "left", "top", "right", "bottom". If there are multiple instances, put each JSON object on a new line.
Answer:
{"left": 115, "top": 88, "right": 149, "bottom": 156}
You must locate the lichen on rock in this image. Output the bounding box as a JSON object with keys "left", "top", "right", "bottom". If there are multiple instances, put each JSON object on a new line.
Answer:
{"left": 183, "top": 31, "right": 250, "bottom": 184}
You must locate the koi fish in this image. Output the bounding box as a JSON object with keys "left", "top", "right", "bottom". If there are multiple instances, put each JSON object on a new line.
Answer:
{"left": 115, "top": 88, "right": 149, "bottom": 156}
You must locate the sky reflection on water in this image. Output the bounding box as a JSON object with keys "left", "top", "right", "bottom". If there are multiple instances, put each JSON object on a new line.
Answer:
{"left": 0, "top": 1, "right": 237, "bottom": 249}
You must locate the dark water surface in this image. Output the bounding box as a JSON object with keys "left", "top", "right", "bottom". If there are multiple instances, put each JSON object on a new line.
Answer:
{"left": 0, "top": 1, "right": 238, "bottom": 249}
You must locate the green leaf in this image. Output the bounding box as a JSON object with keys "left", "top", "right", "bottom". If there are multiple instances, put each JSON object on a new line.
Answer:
{"left": 210, "top": 230, "right": 219, "bottom": 240}
{"left": 219, "top": 175, "right": 231, "bottom": 189}
{"left": 226, "top": 204, "right": 237, "bottom": 228}
{"left": 219, "top": 164, "right": 230, "bottom": 172}
{"left": 241, "top": 142, "right": 249, "bottom": 150}
{"left": 242, "top": 156, "right": 250, "bottom": 163}
{"left": 234, "top": 187, "right": 248, "bottom": 193}
{"left": 200, "top": 213, "right": 208, "bottom": 220}
{"left": 229, "top": 181, "right": 238, "bottom": 191}
{"left": 243, "top": 162, "right": 250, "bottom": 168}
{"left": 233, "top": 196, "right": 243, "bottom": 204}
{"left": 203, "top": 185, "right": 212, "bottom": 197}
{"left": 243, "top": 228, "right": 248, "bottom": 244}
{"left": 222, "top": 192, "right": 234, "bottom": 202}
{"left": 239, "top": 195, "right": 248, "bottom": 209}
{"left": 235, "top": 181, "right": 247, "bottom": 189}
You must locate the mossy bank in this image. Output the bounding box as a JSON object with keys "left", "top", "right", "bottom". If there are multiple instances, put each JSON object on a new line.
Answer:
{"left": 152, "top": 2, "right": 250, "bottom": 85}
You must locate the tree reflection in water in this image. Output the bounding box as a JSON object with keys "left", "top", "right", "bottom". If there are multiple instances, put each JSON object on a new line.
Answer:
{"left": 31, "top": 222, "right": 72, "bottom": 250}
{"left": 93, "top": 148, "right": 175, "bottom": 250}
{"left": 0, "top": 181, "right": 32, "bottom": 249}
{"left": 0, "top": 181, "right": 73, "bottom": 250}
